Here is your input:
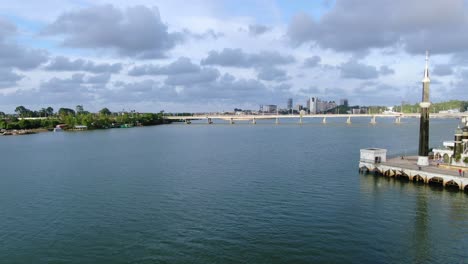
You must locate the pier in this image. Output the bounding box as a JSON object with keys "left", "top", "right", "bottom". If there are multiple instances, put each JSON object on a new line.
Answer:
{"left": 359, "top": 149, "right": 468, "bottom": 192}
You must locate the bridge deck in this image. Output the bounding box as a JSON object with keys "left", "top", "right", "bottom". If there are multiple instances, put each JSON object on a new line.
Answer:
{"left": 165, "top": 113, "right": 467, "bottom": 120}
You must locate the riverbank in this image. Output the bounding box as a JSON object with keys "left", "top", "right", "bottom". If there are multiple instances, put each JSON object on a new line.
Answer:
{"left": 0, "top": 128, "right": 49, "bottom": 136}
{"left": 0, "top": 123, "right": 170, "bottom": 136}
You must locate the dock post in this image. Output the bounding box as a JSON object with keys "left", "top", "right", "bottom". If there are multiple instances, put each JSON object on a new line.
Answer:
{"left": 370, "top": 115, "right": 376, "bottom": 125}
{"left": 322, "top": 117, "right": 327, "bottom": 124}
{"left": 346, "top": 116, "right": 351, "bottom": 124}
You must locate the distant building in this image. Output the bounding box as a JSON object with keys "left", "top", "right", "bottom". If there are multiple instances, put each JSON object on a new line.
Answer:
{"left": 306, "top": 97, "right": 336, "bottom": 114}
{"left": 287, "top": 98, "right": 293, "bottom": 110}
{"left": 439, "top": 109, "right": 460, "bottom": 114}
{"left": 307, "top": 97, "right": 318, "bottom": 114}
{"left": 433, "top": 124, "right": 468, "bottom": 167}
{"left": 295, "top": 104, "right": 303, "bottom": 111}
{"left": 264, "top": 105, "right": 277, "bottom": 113}
{"left": 340, "top": 99, "right": 349, "bottom": 107}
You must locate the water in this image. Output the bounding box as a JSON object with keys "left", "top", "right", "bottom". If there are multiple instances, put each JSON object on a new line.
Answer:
{"left": 0, "top": 118, "right": 467, "bottom": 263}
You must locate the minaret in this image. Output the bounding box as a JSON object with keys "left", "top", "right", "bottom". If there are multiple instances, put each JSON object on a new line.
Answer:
{"left": 417, "top": 51, "right": 431, "bottom": 166}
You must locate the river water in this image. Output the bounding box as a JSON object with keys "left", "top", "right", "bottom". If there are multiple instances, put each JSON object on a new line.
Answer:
{"left": 0, "top": 117, "right": 467, "bottom": 263}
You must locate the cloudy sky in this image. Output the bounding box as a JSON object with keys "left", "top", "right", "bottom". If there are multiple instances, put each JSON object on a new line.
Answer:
{"left": 0, "top": 0, "right": 467, "bottom": 113}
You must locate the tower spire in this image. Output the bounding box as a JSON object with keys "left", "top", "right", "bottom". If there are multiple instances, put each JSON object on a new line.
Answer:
{"left": 423, "top": 50, "right": 430, "bottom": 81}
{"left": 417, "top": 50, "right": 431, "bottom": 166}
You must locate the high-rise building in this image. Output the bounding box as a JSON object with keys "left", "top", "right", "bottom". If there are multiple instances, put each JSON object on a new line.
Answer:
{"left": 287, "top": 98, "right": 293, "bottom": 110}
{"left": 417, "top": 51, "right": 431, "bottom": 166}
{"left": 307, "top": 97, "right": 318, "bottom": 114}
{"left": 340, "top": 99, "right": 349, "bottom": 107}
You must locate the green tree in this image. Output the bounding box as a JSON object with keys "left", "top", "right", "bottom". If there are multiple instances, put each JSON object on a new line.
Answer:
{"left": 76, "top": 105, "right": 84, "bottom": 114}
{"left": 38, "top": 108, "right": 47, "bottom": 117}
{"left": 58, "top": 108, "right": 76, "bottom": 117}
{"left": 99, "top": 108, "right": 112, "bottom": 116}
{"left": 15, "top": 106, "right": 32, "bottom": 117}
{"left": 46, "top": 107, "right": 54, "bottom": 116}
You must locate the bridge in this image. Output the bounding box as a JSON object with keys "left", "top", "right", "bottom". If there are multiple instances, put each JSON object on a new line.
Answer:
{"left": 165, "top": 113, "right": 468, "bottom": 124}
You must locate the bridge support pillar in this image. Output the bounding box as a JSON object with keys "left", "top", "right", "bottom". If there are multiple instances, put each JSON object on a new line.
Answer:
{"left": 322, "top": 117, "right": 327, "bottom": 124}
{"left": 370, "top": 116, "right": 376, "bottom": 125}
{"left": 346, "top": 116, "right": 351, "bottom": 124}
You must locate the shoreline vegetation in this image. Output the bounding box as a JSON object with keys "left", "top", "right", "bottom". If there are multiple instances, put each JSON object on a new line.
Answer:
{"left": 0, "top": 105, "right": 170, "bottom": 136}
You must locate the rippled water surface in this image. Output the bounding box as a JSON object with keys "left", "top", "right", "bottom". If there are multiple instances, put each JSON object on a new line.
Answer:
{"left": 1, "top": 118, "right": 467, "bottom": 263}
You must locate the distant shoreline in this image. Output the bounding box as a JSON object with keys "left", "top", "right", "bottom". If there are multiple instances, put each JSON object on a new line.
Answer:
{"left": 0, "top": 123, "right": 167, "bottom": 136}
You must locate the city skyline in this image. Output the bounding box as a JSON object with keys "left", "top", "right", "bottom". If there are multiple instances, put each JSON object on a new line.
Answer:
{"left": 1, "top": 0, "right": 468, "bottom": 112}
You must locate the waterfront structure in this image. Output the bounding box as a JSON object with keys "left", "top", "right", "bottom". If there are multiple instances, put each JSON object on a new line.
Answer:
{"left": 359, "top": 149, "right": 468, "bottom": 192}
{"left": 433, "top": 122, "right": 468, "bottom": 167}
{"left": 418, "top": 51, "right": 431, "bottom": 166}
{"left": 358, "top": 52, "right": 468, "bottom": 192}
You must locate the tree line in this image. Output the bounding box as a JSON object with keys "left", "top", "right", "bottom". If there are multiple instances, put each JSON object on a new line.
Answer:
{"left": 0, "top": 105, "right": 167, "bottom": 130}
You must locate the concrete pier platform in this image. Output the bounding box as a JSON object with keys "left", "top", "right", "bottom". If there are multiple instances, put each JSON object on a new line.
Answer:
{"left": 359, "top": 156, "right": 468, "bottom": 192}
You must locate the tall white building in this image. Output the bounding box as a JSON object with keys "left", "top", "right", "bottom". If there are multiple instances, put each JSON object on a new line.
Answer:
{"left": 307, "top": 97, "right": 318, "bottom": 114}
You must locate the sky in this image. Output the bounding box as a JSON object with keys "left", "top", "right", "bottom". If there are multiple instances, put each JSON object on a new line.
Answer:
{"left": 0, "top": 0, "right": 467, "bottom": 113}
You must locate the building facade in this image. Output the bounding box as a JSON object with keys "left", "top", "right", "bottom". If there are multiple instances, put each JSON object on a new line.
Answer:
{"left": 264, "top": 105, "right": 278, "bottom": 113}
{"left": 287, "top": 98, "right": 293, "bottom": 110}
{"left": 340, "top": 99, "right": 349, "bottom": 107}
